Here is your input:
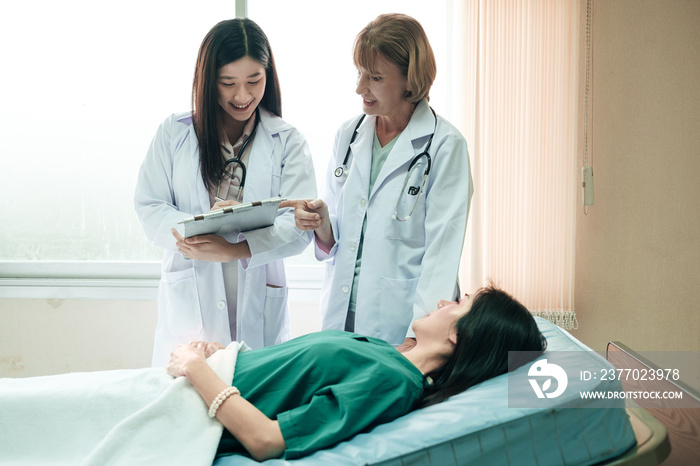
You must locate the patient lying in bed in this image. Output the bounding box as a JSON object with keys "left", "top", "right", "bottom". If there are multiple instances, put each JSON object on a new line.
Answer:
{"left": 0, "top": 285, "right": 545, "bottom": 464}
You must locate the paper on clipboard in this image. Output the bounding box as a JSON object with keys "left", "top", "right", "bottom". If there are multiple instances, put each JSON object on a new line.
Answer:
{"left": 176, "top": 197, "right": 285, "bottom": 238}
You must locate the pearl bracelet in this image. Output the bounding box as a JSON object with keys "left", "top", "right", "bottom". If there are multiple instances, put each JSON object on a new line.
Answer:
{"left": 208, "top": 386, "right": 240, "bottom": 418}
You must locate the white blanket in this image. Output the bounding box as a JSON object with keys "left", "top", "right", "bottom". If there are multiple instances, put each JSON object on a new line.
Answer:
{"left": 0, "top": 342, "right": 247, "bottom": 466}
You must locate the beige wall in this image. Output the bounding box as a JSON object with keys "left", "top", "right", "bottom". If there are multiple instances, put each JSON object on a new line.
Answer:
{"left": 0, "top": 299, "right": 157, "bottom": 377}
{"left": 0, "top": 298, "right": 321, "bottom": 377}
{"left": 571, "top": 0, "right": 700, "bottom": 354}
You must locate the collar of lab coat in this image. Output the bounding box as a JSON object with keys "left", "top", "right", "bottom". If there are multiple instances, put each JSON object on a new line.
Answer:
{"left": 256, "top": 106, "right": 293, "bottom": 135}
{"left": 347, "top": 113, "right": 375, "bottom": 192}
{"left": 241, "top": 107, "right": 280, "bottom": 203}
{"left": 369, "top": 99, "right": 437, "bottom": 199}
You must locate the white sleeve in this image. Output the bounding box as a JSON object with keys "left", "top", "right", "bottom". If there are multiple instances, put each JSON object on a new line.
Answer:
{"left": 133, "top": 116, "right": 192, "bottom": 251}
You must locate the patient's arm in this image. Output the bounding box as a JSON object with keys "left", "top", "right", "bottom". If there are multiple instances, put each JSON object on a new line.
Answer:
{"left": 167, "top": 344, "right": 286, "bottom": 461}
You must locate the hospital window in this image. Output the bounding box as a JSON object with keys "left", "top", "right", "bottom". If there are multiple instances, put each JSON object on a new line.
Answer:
{"left": 0, "top": 0, "right": 449, "bottom": 298}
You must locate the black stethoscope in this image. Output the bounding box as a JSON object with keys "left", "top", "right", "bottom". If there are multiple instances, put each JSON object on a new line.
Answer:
{"left": 333, "top": 114, "right": 366, "bottom": 181}
{"left": 216, "top": 109, "right": 260, "bottom": 203}
{"left": 334, "top": 107, "right": 438, "bottom": 221}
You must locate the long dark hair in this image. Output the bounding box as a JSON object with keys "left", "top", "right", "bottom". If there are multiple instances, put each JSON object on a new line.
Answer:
{"left": 419, "top": 285, "right": 547, "bottom": 408}
{"left": 191, "top": 18, "right": 282, "bottom": 191}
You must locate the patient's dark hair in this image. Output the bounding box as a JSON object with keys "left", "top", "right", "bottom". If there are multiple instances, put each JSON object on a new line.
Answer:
{"left": 418, "top": 285, "right": 547, "bottom": 408}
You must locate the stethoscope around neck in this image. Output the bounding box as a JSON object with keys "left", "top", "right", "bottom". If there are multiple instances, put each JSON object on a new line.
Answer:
{"left": 334, "top": 107, "right": 438, "bottom": 221}
{"left": 333, "top": 113, "right": 366, "bottom": 181}
{"left": 215, "top": 109, "right": 260, "bottom": 203}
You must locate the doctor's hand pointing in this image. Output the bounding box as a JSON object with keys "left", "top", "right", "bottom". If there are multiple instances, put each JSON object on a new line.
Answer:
{"left": 279, "top": 199, "right": 335, "bottom": 254}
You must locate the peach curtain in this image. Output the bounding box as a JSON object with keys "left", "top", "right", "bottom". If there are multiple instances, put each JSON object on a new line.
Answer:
{"left": 448, "top": 0, "right": 580, "bottom": 329}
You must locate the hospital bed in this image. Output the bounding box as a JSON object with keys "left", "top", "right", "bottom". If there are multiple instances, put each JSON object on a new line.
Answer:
{"left": 214, "top": 317, "right": 670, "bottom": 466}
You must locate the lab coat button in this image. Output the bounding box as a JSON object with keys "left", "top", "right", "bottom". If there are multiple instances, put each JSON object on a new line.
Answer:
{"left": 342, "top": 286, "right": 349, "bottom": 293}
{"left": 217, "top": 300, "right": 226, "bottom": 309}
{"left": 350, "top": 243, "right": 357, "bottom": 251}
{"left": 360, "top": 199, "right": 367, "bottom": 207}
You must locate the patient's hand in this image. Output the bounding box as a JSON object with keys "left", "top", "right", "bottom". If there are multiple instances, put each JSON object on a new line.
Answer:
{"left": 193, "top": 341, "right": 225, "bottom": 358}
{"left": 166, "top": 343, "right": 206, "bottom": 378}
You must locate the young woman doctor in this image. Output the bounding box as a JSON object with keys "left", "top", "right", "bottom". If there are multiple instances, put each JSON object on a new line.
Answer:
{"left": 286, "top": 14, "right": 473, "bottom": 349}
{"left": 135, "top": 19, "right": 316, "bottom": 366}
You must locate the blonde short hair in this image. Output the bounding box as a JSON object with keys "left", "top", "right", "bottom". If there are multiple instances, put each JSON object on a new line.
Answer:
{"left": 353, "top": 13, "right": 437, "bottom": 103}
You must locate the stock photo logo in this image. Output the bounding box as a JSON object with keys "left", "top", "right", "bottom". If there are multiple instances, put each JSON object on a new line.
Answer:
{"left": 528, "top": 359, "right": 569, "bottom": 399}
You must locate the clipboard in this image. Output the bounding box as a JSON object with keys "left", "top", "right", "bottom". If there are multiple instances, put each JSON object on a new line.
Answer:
{"left": 176, "top": 197, "right": 285, "bottom": 238}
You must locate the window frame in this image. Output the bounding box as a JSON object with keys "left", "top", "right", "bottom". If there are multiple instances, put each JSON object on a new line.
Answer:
{"left": 0, "top": 0, "right": 322, "bottom": 301}
{"left": 0, "top": 261, "right": 323, "bottom": 300}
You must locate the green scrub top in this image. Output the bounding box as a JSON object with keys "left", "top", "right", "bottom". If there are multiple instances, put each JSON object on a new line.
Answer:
{"left": 216, "top": 331, "right": 424, "bottom": 459}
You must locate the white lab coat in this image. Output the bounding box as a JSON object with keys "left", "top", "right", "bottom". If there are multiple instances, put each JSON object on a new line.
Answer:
{"left": 317, "top": 99, "right": 473, "bottom": 346}
{"left": 135, "top": 109, "right": 316, "bottom": 366}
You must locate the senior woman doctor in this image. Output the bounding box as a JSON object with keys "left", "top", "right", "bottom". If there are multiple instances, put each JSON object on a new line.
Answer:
{"left": 287, "top": 14, "right": 473, "bottom": 348}
{"left": 135, "top": 19, "right": 316, "bottom": 366}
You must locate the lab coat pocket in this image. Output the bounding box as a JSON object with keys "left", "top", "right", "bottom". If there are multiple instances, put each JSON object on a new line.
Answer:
{"left": 159, "top": 267, "right": 203, "bottom": 337}
{"left": 271, "top": 172, "right": 282, "bottom": 197}
{"left": 385, "top": 203, "right": 426, "bottom": 244}
{"left": 379, "top": 276, "right": 419, "bottom": 344}
{"left": 270, "top": 158, "right": 282, "bottom": 196}
{"left": 262, "top": 285, "right": 289, "bottom": 345}
{"left": 385, "top": 176, "right": 427, "bottom": 244}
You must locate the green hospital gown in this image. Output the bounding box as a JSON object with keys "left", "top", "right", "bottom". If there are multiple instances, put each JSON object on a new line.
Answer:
{"left": 216, "top": 331, "right": 424, "bottom": 459}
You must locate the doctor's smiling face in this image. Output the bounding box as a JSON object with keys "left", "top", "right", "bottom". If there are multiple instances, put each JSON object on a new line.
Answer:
{"left": 356, "top": 56, "right": 412, "bottom": 122}
{"left": 217, "top": 56, "right": 267, "bottom": 125}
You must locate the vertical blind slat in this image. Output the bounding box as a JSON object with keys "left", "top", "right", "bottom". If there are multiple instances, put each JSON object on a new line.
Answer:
{"left": 459, "top": 0, "right": 579, "bottom": 328}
